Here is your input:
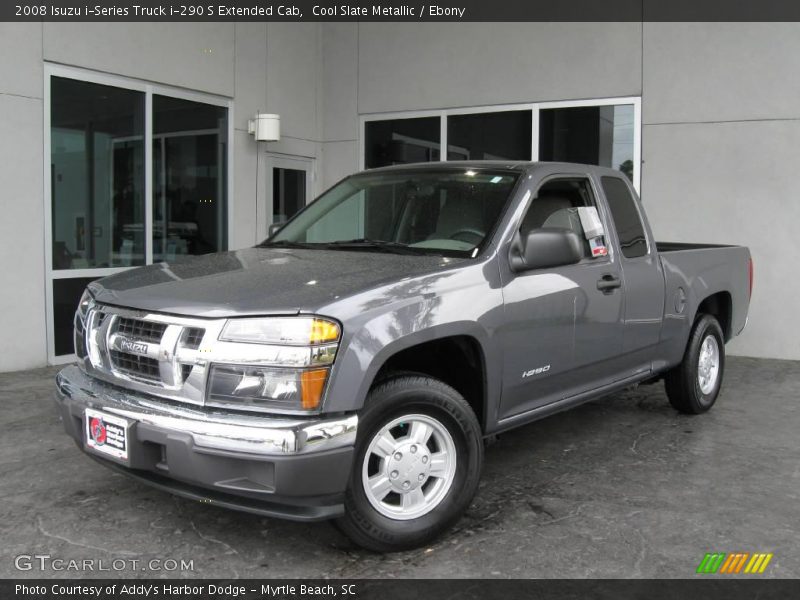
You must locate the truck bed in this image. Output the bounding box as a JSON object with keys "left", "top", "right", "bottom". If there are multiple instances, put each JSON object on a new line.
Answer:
{"left": 655, "top": 242, "right": 751, "bottom": 364}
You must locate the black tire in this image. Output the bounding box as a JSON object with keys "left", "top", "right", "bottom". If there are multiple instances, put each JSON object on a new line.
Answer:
{"left": 665, "top": 314, "right": 726, "bottom": 414}
{"left": 335, "top": 373, "right": 483, "bottom": 552}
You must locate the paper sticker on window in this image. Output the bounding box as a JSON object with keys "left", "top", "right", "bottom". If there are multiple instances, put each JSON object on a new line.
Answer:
{"left": 589, "top": 237, "right": 608, "bottom": 257}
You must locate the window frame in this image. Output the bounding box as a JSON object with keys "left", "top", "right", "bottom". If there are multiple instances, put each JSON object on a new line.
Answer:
{"left": 359, "top": 96, "right": 642, "bottom": 193}
{"left": 44, "top": 64, "right": 234, "bottom": 364}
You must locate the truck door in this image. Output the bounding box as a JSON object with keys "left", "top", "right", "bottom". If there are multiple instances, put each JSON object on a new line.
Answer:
{"left": 498, "top": 175, "right": 625, "bottom": 421}
{"left": 598, "top": 175, "right": 665, "bottom": 373}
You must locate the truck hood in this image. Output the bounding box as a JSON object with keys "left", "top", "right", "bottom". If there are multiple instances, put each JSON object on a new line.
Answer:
{"left": 90, "top": 247, "right": 466, "bottom": 318}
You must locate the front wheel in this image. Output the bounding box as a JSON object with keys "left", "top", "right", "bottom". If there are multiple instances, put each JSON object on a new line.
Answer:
{"left": 665, "top": 314, "right": 726, "bottom": 414}
{"left": 335, "top": 374, "right": 483, "bottom": 552}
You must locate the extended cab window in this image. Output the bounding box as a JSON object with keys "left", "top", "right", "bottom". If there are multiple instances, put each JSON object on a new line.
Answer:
{"left": 520, "top": 178, "right": 599, "bottom": 259}
{"left": 265, "top": 169, "right": 519, "bottom": 257}
{"left": 601, "top": 176, "right": 648, "bottom": 259}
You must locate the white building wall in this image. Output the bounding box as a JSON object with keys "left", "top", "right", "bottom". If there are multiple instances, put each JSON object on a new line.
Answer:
{"left": 642, "top": 23, "right": 800, "bottom": 360}
{"left": 0, "top": 22, "right": 325, "bottom": 371}
{"left": 0, "top": 23, "right": 46, "bottom": 372}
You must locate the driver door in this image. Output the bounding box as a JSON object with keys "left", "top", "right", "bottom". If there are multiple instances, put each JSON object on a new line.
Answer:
{"left": 498, "top": 175, "right": 625, "bottom": 421}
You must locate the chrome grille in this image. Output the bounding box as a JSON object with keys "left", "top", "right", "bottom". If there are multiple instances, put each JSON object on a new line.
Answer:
{"left": 76, "top": 302, "right": 335, "bottom": 411}
{"left": 116, "top": 317, "right": 167, "bottom": 343}
{"left": 78, "top": 303, "right": 220, "bottom": 407}
{"left": 183, "top": 327, "right": 205, "bottom": 349}
{"left": 109, "top": 349, "right": 161, "bottom": 381}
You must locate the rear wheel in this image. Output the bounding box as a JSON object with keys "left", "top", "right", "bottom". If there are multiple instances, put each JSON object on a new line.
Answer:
{"left": 336, "top": 374, "right": 483, "bottom": 552}
{"left": 665, "top": 314, "right": 725, "bottom": 414}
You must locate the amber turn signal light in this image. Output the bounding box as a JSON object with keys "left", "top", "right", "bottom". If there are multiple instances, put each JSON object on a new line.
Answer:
{"left": 300, "top": 368, "right": 329, "bottom": 410}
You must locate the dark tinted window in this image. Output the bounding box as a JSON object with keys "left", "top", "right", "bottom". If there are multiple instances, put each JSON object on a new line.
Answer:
{"left": 601, "top": 176, "right": 647, "bottom": 258}
{"left": 447, "top": 111, "right": 532, "bottom": 161}
{"left": 51, "top": 77, "right": 145, "bottom": 269}
{"left": 273, "top": 167, "right": 306, "bottom": 222}
{"left": 365, "top": 117, "right": 440, "bottom": 168}
{"left": 53, "top": 277, "right": 99, "bottom": 356}
{"left": 152, "top": 95, "right": 228, "bottom": 262}
{"left": 540, "top": 105, "right": 635, "bottom": 182}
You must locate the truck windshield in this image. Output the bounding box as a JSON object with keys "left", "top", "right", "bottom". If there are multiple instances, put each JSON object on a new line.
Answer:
{"left": 262, "top": 168, "right": 520, "bottom": 257}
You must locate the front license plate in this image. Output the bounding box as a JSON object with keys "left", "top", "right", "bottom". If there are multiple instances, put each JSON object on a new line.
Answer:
{"left": 85, "top": 408, "right": 130, "bottom": 463}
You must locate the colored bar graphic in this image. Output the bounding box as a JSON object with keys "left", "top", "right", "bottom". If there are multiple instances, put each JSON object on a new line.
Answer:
{"left": 719, "top": 552, "right": 749, "bottom": 574}
{"left": 698, "top": 552, "right": 773, "bottom": 574}
{"left": 744, "top": 553, "right": 774, "bottom": 574}
{"left": 697, "top": 553, "right": 726, "bottom": 574}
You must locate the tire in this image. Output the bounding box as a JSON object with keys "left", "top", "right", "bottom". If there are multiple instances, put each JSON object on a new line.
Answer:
{"left": 335, "top": 373, "right": 483, "bottom": 552}
{"left": 665, "top": 314, "right": 725, "bottom": 414}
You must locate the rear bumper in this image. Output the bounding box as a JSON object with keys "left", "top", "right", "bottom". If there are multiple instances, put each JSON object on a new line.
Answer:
{"left": 54, "top": 365, "right": 357, "bottom": 521}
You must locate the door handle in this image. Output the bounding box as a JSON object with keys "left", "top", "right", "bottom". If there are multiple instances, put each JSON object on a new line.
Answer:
{"left": 597, "top": 274, "right": 622, "bottom": 292}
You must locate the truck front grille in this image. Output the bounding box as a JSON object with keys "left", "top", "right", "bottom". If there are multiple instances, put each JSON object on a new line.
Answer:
{"left": 183, "top": 327, "right": 205, "bottom": 349}
{"left": 116, "top": 317, "right": 167, "bottom": 343}
{"left": 78, "top": 304, "right": 226, "bottom": 407}
{"left": 109, "top": 350, "right": 161, "bottom": 382}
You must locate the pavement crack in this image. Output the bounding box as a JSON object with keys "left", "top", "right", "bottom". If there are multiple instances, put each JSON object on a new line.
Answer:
{"left": 189, "top": 520, "right": 239, "bottom": 556}
{"left": 630, "top": 527, "right": 648, "bottom": 577}
{"left": 36, "top": 515, "right": 139, "bottom": 557}
{"left": 540, "top": 503, "right": 585, "bottom": 526}
{"left": 630, "top": 430, "right": 653, "bottom": 455}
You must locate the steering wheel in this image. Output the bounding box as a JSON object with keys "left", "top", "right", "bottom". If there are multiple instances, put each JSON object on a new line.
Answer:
{"left": 448, "top": 228, "right": 485, "bottom": 245}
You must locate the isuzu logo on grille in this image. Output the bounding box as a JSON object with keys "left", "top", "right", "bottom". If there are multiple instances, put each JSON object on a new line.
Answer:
{"left": 119, "top": 338, "right": 148, "bottom": 355}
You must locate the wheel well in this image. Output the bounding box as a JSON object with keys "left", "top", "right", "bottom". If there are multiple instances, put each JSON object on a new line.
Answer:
{"left": 373, "top": 336, "right": 486, "bottom": 432}
{"left": 697, "top": 291, "right": 732, "bottom": 341}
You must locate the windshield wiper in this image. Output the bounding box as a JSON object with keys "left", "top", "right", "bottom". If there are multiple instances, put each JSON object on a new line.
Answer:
{"left": 256, "top": 239, "right": 317, "bottom": 249}
{"left": 322, "top": 239, "right": 426, "bottom": 255}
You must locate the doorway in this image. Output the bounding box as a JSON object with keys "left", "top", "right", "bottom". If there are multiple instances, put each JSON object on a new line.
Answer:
{"left": 264, "top": 155, "right": 313, "bottom": 238}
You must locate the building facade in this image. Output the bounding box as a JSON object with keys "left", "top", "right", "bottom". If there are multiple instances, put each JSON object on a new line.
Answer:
{"left": 0, "top": 22, "right": 797, "bottom": 371}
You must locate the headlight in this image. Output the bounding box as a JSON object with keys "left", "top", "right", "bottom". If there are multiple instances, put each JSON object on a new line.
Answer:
{"left": 208, "top": 364, "right": 329, "bottom": 411}
{"left": 220, "top": 317, "right": 340, "bottom": 345}
{"left": 77, "top": 288, "right": 93, "bottom": 320}
{"left": 211, "top": 316, "right": 341, "bottom": 412}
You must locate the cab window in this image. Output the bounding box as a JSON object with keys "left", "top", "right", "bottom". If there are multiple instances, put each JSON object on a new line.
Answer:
{"left": 601, "top": 176, "right": 647, "bottom": 259}
{"left": 520, "top": 177, "right": 599, "bottom": 259}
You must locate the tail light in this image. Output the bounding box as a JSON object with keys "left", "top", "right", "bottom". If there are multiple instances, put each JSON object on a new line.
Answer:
{"left": 748, "top": 258, "right": 754, "bottom": 298}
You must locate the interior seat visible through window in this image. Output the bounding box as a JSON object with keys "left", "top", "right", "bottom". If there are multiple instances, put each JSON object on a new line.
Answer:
{"left": 519, "top": 178, "right": 598, "bottom": 258}
{"left": 431, "top": 195, "right": 486, "bottom": 243}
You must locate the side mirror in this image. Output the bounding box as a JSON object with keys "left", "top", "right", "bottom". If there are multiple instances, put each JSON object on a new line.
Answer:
{"left": 510, "top": 227, "right": 584, "bottom": 272}
{"left": 268, "top": 222, "right": 285, "bottom": 237}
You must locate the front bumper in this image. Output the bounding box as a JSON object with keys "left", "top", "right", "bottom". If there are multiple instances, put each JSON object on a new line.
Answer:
{"left": 54, "top": 365, "right": 357, "bottom": 521}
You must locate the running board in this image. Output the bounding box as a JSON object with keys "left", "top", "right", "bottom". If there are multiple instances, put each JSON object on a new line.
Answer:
{"left": 495, "top": 371, "right": 652, "bottom": 433}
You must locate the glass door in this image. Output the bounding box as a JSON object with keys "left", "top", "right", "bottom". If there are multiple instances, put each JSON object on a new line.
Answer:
{"left": 45, "top": 67, "right": 230, "bottom": 363}
{"left": 263, "top": 155, "right": 313, "bottom": 239}
{"left": 152, "top": 95, "right": 228, "bottom": 262}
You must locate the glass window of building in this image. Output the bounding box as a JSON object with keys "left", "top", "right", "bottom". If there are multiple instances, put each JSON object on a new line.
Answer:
{"left": 446, "top": 110, "right": 532, "bottom": 161}
{"left": 273, "top": 168, "right": 307, "bottom": 223}
{"left": 152, "top": 95, "right": 228, "bottom": 262}
{"left": 50, "top": 77, "right": 145, "bottom": 270}
{"left": 364, "top": 117, "right": 441, "bottom": 168}
{"left": 48, "top": 73, "right": 229, "bottom": 358}
{"left": 539, "top": 104, "right": 635, "bottom": 181}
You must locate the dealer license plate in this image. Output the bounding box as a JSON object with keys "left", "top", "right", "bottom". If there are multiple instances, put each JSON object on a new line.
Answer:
{"left": 85, "top": 408, "right": 130, "bottom": 463}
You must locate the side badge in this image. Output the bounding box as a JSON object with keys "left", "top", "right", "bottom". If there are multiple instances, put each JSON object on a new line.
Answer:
{"left": 522, "top": 365, "right": 551, "bottom": 379}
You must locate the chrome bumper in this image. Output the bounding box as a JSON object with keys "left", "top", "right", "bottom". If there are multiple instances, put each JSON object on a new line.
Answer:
{"left": 55, "top": 365, "right": 357, "bottom": 457}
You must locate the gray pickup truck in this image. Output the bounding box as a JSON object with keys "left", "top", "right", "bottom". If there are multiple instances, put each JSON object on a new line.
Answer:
{"left": 55, "top": 162, "right": 752, "bottom": 551}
